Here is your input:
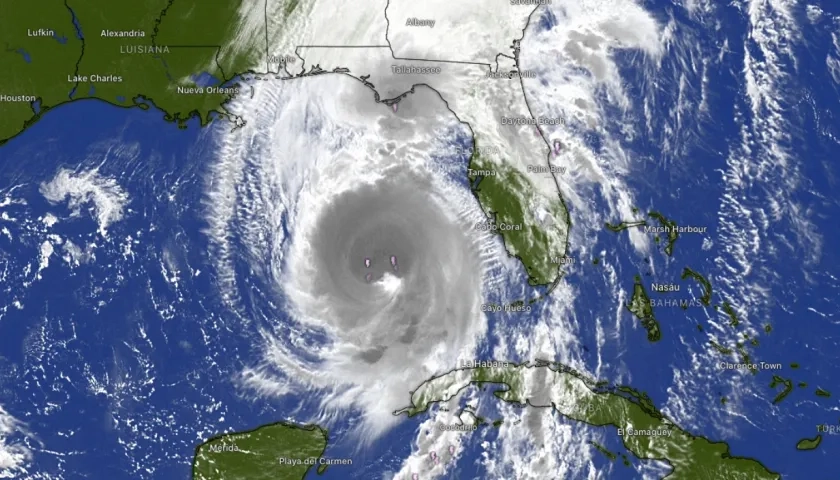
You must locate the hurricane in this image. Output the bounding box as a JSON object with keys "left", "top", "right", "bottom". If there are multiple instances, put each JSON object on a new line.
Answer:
{"left": 4, "top": 0, "right": 840, "bottom": 478}
{"left": 206, "top": 74, "right": 499, "bottom": 437}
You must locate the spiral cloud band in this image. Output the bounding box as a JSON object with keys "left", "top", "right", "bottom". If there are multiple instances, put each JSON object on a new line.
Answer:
{"left": 209, "top": 74, "right": 493, "bottom": 435}
{"left": 297, "top": 173, "right": 480, "bottom": 367}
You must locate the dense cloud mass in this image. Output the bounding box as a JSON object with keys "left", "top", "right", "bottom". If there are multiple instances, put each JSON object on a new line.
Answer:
{"left": 295, "top": 171, "right": 481, "bottom": 368}
{"left": 210, "top": 74, "right": 494, "bottom": 436}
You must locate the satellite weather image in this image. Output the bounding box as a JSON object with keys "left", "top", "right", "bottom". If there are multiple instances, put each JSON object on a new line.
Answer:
{"left": 0, "top": 0, "right": 839, "bottom": 479}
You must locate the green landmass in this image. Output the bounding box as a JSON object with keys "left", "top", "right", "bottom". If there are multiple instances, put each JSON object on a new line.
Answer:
{"left": 681, "top": 267, "right": 712, "bottom": 305}
{"left": 0, "top": 0, "right": 268, "bottom": 145}
{"left": 769, "top": 376, "right": 793, "bottom": 404}
{"left": 625, "top": 275, "right": 661, "bottom": 342}
{"left": 796, "top": 435, "right": 822, "bottom": 451}
{"left": 605, "top": 220, "right": 646, "bottom": 232}
{"left": 764, "top": 324, "right": 772, "bottom": 333}
{"left": 798, "top": 382, "right": 808, "bottom": 388}
{"left": 0, "top": 4, "right": 83, "bottom": 144}
{"left": 192, "top": 422, "right": 328, "bottom": 480}
{"left": 588, "top": 441, "right": 617, "bottom": 461}
{"left": 396, "top": 363, "right": 779, "bottom": 479}
{"left": 616, "top": 386, "right": 663, "bottom": 419}
{"left": 468, "top": 146, "right": 567, "bottom": 286}
{"left": 722, "top": 302, "right": 740, "bottom": 327}
{"left": 790, "top": 363, "right": 799, "bottom": 369}
{"left": 648, "top": 211, "right": 679, "bottom": 256}
{"left": 735, "top": 343, "right": 758, "bottom": 375}
{"left": 708, "top": 302, "right": 766, "bottom": 375}
{"left": 709, "top": 340, "right": 732, "bottom": 355}
{"left": 492, "top": 419, "right": 504, "bottom": 427}
{"left": 816, "top": 388, "right": 831, "bottom": 398}
{"left": 284, "top": 0, "right": 301, "bottom": 17}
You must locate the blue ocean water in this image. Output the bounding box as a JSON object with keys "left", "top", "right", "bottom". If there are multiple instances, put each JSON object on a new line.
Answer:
{"left": 0, "top": 101, "right": 453, "bottom": 479}
{"left": 2, "top": 1, "right": 840, "bottom": 479}
{"left": 559, "top": 1, "right": 840, "bottom": 478}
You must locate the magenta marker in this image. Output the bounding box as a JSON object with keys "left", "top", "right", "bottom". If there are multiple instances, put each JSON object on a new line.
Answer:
{"left": 364, "top": 257, "right": 371, "bottom": 268}
{"left": 553, "top": 140, "right": 562, "bottom": 155}
{"left": 365, "top": 273, "right": 373, "bottom": 282}
{"left": 449, "top": 445, "right": 455, "bottom": 454}
{"left": 412, "top": 475, "right": 419, "bottom": 480}
{"left": 393, "top": 103, "right": 398, "bottom": 113}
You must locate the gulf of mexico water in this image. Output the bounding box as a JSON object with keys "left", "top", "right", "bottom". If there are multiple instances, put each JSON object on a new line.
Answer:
{"left": 3, "top": 0, "right": 840, "bottom": 476}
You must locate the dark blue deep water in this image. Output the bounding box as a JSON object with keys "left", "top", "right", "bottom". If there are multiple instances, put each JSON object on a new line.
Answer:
{"left": 2, "top": 1, "right": 840, "bottom": 479}
{"left": 562, "top": 1, "right": 840, "bottom": 478}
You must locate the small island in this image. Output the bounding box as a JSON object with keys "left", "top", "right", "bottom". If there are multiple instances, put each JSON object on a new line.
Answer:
{"left": 796, "top": 435, "right": 822, "bottom": 451}
{"left": 626, "top": 275, "right": 661, "bottom": 342}
{"left": 769, "top": 375, "right": 793, "bottom": 404}
{"left": 647, "top": 211, "right": 679, "bottom": 256}
{"left": 589, "top": 441, "right": 617, "bottom": 461}
{"left": 681, "top": 267, "right": 712, "bottom": 305}
{"left": 605, "top": 219, "right": 647, "bottom": 232}
{"left": 721, "top": 301, "right": 740, "bottom": 327}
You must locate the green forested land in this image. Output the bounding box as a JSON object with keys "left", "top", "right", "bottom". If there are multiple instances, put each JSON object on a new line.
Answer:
{"left": 0, "top": 0, "right": 264, "bottom": 145}
{"left": 469, "top": 148, "right": 567, "bottom": 286}
{"left": 626, "top": 275, "right": 661, "bottom": 342}
{"left": 795, "top": 435, "right": 821, "bottom": 451}
{"left": 193, "top": 422, "right": 328, "bottom": 480}
{"left": 681, "top": 267, "right": 712, "bottom": 305}
{"left": 403, "top": 364, "right": 780, "bottom": 479}
{"left": 0, "top": 1, "right": 84, "bottom": 142}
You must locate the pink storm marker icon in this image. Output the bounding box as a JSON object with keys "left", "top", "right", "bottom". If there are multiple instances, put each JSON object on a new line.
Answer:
{"left": 553, "top": 140, "right": 563, "bottom": 155}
